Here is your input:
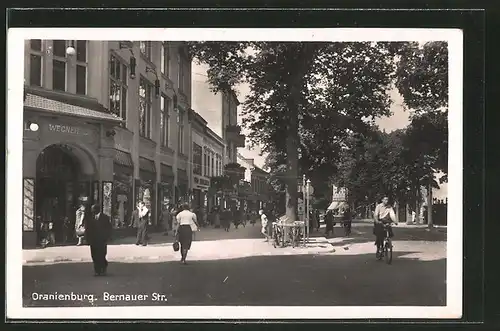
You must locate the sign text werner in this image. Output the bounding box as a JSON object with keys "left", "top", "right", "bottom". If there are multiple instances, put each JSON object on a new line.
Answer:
{"left": 48, "top": 124, "right": 89, "bottom": 136}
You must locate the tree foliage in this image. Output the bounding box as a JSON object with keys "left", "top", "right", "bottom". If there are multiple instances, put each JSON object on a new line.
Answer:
{"left": 395, "top": 41, "right": 448, "bottom": 114}
{"left": 188, "top": 40, "right": 449, "bottom": 216}
{"left": 402, "top": 110, "right": 449, "bottom": 184}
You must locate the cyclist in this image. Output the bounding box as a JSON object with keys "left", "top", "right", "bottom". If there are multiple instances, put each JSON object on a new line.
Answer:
{"left": 342, "top": 206, "right": 352, "bottom": 236}
{"left": 373, "top": 196, "right": 398, "bottom": 257}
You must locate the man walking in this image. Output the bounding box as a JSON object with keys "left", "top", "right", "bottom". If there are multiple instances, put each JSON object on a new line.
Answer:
{"left": 135, "top": 201, "right": 150, "bottom": 246}
{"left": 86, "top": 204, "right": 112, "bottom": 276}
{"left": 259, "top": 209, "right": 269, "bottom": 242}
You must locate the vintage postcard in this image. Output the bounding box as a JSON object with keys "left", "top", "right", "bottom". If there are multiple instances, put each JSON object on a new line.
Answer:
{"left": 6, "top": 27, "right": 462, "bottom": 320}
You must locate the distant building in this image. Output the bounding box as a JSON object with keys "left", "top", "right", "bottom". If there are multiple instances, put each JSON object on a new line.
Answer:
{"left": 191, "top": 63, "right": 245, "bottom": 164}
{"left": 190, "top": 109, "right": 224, "bottom": 215}
{"left": 237, "top": 153, "right": 270, "bottom": 212}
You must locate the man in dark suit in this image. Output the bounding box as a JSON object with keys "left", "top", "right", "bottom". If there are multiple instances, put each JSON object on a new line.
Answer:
{"left": 86, "top": 204, "right": 112, "bottom": 276}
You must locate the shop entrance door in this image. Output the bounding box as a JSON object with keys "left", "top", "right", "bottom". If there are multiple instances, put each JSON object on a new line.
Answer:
{"left": 36, "top": 144, "right": 91, "bottom": 245}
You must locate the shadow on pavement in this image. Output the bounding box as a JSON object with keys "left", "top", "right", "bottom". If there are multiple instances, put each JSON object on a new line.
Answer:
{"left": 104, "top": 223, "right": 446, "bottom": 247}
{"left": 23, "top": 251, "right": 446, "bottom": 308}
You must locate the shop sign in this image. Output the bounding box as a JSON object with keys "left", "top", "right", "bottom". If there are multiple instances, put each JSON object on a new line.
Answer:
{"left": 194, "top": 176, "right": 210, "bottom": 189}
{"left": 48, "top": 123, "right": 90, "bottom": 136}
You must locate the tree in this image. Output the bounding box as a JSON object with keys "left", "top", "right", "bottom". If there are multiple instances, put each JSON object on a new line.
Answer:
{"left": 189, "top": 42, "right": 402, "bottom": 222}
{"left": 394, "top": 41, "right": 449, "bottom": 227}
{"left": 335, "top": 128, "right": 417, "bottom": 211}
{"left": 395, "top": 41, "right": 448, "bottom": 114}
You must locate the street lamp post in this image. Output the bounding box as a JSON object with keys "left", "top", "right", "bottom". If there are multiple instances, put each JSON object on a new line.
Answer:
{"left": 302, "top": 174, "right": 306, "bottom": 246}
{"left": 306, "top": 179, "right": 311, "bottom": 242}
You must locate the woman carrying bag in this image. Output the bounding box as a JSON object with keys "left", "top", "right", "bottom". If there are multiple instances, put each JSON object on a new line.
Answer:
{"left": 75, "top": 199, "right": 89, "bottom": 246}
{"left": 174, "top": 203, "right": 200, "bottom": 264}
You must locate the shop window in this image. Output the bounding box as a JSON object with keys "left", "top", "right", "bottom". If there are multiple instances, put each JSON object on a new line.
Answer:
{"left": 177, "top": 51, "right": 182, "bottom": 91}
{"left": 177, "top": 109, "right": 185, "bottom": 154}
{"left": 52, "top": 40, "right": 66, "bottom": 57}
{"left": 210, "top": 151, "right": 215, "bottom": 177}
{"left": 113, "top": 169, "right": 133, "bottom": 229}
{"left": 140, "top": 41, "right": 152, "bottom": 61}
{"left": 139, "top": 76, "right": 153, "bottom": 139}
{"left": 109, "top": 54, "right": 128, "bottom": 127}
{"left": 193, "top": 143, "right": 202, "bottom": 175}
{"left": 52, "top": 59, "right": 66, "bottom": 91}
{"left": 161, "top": 42, "right": 170, "bottom": 77}
{"left": 23, "top": 178, "right": 35, "bottom": 231}
{"left": 102, "top": 182, "right": 113, "bottom": 217}
{"left": 160, "top": 95, "right": 170, "bottom": 147}
{"left": 76, "top": 65, "right": 87, "bottom": 95}
{"left": 203, "top": 147, "right": 208, "bottom": 176}
{"left": 75, "top": 40, "right": 87, "bottom": 95}
{"left": 29, "top": 54, "right": 42, "bottom": 87}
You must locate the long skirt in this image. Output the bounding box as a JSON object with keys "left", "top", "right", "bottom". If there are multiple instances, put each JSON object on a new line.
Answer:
{"left": 178, "top": 224, "right": 193, "bottom": 250}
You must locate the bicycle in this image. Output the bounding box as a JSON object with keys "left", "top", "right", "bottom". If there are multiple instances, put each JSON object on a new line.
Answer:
{"left": 272, "top": 222, "right": 284, "bottom": 248}
{"left": 290, "top": 223, "right": 304, "bottom": 248}
{"left": 342, "top": 220, "right": 352, "bottom": 237}
{"left": 376, "top": 222, "right": 397, "bottom": 264}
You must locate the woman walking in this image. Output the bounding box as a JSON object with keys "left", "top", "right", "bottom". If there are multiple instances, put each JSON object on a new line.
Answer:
{"left": 75, "top": 199, "right": 88, "bottom": 246}
{"left": 175, "top": 203, "right": 200, "bottom": 264}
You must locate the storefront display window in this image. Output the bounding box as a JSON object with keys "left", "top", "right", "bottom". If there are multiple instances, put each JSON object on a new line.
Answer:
{"left": 137, "top": 176, "right": 155, "bottom": 224}
{"left": 92, "top": 180, "right": 100, "bottom": 205}
{"left": 23, "top": 178, "right": 35, "bottom": 231}
{"left": 113, "top": 168, "right": 133, "bottom": 228}
{"left": 102, "top": 181, "right": 113, "bottom": 217}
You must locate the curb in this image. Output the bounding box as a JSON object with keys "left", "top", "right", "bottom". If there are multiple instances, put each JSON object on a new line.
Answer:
{"left": 23, "top": 255, "right": 166, "bottom": 265}
{"left": 23, "top": 248, "right": 333, "bottom": 265}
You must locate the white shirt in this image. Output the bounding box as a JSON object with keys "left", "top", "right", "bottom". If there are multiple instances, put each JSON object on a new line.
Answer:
{"left": 138, "top": 206, "right": 149, "bottom": 218}
{"left": 176, "top": 210, "right": 197, "bottom": 226}
{"left": 261, "top": 214, "right": 268, "bottom": 227}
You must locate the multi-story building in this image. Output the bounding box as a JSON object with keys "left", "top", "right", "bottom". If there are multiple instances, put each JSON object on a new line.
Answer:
{"left": 22, "top": 39, "right": 192, "bottom": 247}
{"left": 190, "top": 110, "right": 225, "bottom": 213}
{"left": 236, "top": 153, "right": 270, "bottom": 212}
{"left": 191, "top": 63, "right": 245, "bottom": 164}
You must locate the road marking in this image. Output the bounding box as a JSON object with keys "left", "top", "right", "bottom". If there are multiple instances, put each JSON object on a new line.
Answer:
{"left": 148, "top": 256, "right": 160, "bottom": 260}
{"left": 45, "top": 259, "right": 55, "bottom": 263}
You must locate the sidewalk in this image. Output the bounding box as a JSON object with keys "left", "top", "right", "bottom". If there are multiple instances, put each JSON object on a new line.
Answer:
{"left": 352, "top": 219, "right": 447, "bottom": 229}
{"left": 22, "top": 225, "right": 335, "bottom": 265}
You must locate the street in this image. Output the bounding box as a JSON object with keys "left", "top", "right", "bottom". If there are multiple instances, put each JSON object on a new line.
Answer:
{"left": 23, "top": 222, "right": 446, "bottom": 307}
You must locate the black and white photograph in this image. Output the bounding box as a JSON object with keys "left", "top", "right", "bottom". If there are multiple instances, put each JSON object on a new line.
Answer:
{"left": 7, "top": 27, "right": 462, "bottom": 320}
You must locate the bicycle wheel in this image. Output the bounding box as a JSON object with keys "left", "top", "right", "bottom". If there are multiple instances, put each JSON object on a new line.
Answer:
{"left": 385, "top": 239, "right": 393, "bottom": 264}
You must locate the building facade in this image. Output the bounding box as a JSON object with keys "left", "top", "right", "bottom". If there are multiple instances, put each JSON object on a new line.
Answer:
{"left": 191, "top": 63, "right": 245, "bottom": 164}
{"left": 22, "top": 39, "right": 192, "bottom": 247}
{"left": 236, "top": 153, "right": 270, "bottom": 212}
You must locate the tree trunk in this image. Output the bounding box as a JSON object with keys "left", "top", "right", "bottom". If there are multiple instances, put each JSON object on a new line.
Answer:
{"left": 428, "top": 181, "right": 433, "bottom": 228}
{"left": 406, "top": 203, "right": 412, "bottom": 225}
{"left": 283, "top": 44, "right": 318, "bottom": 225}
{"left": 284, "top": 92, "right": 299, "bottom": 224}
{"left": 415, "top": 187, "right": 421, "bottom": 224}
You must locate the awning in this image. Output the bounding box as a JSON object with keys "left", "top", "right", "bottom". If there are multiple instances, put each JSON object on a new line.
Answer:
{"left": 327, "top": 201, "right": 347, "bottom": 210}
{"left": 25, "top": 93, "right": 123, "bottom": 123}
{"left": 114, "top": 149, "right": 133, "bottom": 167}
{"left": 160, "top": 163, "right": 175, "bottom": 179}
{"left": 139, "top": 157, "right": 156, "bottom": 173}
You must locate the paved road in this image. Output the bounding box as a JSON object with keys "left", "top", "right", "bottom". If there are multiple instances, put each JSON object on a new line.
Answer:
{"left": 23, "top": 224, "right": 446, "bottom": 307}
